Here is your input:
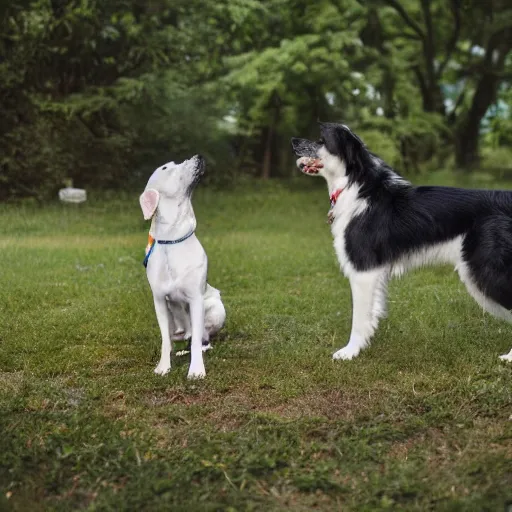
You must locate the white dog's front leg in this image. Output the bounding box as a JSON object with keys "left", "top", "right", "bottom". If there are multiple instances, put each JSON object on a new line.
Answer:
{"left": 333, "top": 269, "right": 387, "bottom": 361}
{"left": 169, "top": 300, "right": 191, "bottom": 340}
{"left": 187, "top": 297, "right": 206, "bottom": 379}
{"left": 153, "top": 296, "right": 173, "bottom": 375}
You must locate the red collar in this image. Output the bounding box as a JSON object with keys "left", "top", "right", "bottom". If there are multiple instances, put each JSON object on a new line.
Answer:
{"left": 329, "top": 188, "right": 343, "bottom": 207}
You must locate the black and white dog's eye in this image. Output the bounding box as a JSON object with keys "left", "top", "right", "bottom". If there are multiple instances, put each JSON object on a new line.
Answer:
{"left": 316, "top": 138, "right": 325, "bottom": 145}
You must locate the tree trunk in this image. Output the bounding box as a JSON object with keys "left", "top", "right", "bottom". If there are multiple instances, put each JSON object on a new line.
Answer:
{"left": 261, "top": 93, "right": 281, "bottom": 179}
{"left": 455, "top": 29, "right": 512, "bottom": 169}
{"left": 261, "top": 123, "right": 273, "bottom": 180}
{"left": 419, "top": 0, "right": 446, "bottom": 116}
{"left": 360, "top": 8, "right": 398, "bottom": 118}
{"left": 454, "top": 120, "right": 480, "bottom": 169}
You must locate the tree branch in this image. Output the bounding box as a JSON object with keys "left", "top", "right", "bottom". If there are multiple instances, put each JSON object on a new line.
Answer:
{"left": 382, "top": 0, "right": 425, "bottom": 40}
{"left": 447, "top": 87, "right": 466, "bottom": 124}
{"left": 437, "top": 0, "right": 461, "bottom": 77}
{"left": 388, "top": 30, "right": 422, "bottom": 40}
{"left": 419, "top": 0, "right": 442, "bottom": 113}
{"left": 420, "top": 0, "right": 435, "bottom": 71}
{"left": 412, "top": 64, "right": 428, "bottom": 101}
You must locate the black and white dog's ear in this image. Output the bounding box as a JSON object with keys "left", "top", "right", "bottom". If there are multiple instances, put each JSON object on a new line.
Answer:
{"left": 319, "top": 122, "right": 365, "bottom": 165}
{"left": 341, "top": 124, "right": 365, "bottom": 146}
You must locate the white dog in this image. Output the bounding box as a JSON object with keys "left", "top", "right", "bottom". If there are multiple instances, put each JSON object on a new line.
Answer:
{"left": 139, "top": 155, "right": 226, "bottom": 379}
{"left": 169, "top": 284, "right": 226, "bottom": 356}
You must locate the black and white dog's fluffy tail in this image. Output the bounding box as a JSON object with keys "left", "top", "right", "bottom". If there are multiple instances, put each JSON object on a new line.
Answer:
{"left": 292, "top": 122, "right": 512, "bottom": 362}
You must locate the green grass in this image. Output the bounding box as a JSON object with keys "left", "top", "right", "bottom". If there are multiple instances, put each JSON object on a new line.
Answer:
{"left": 0, "top": 174, "right": 511, "bottom": 511}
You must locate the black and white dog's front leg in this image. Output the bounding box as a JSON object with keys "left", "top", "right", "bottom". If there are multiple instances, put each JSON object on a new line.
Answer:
{"left": 153, "top": 295, "right": 174, "bottom": 375}
{"left": 333, "top": 269, "right": 389, "bottom": 360}
{"left": 187, "top": 296, "right": 206, "bottom": 379}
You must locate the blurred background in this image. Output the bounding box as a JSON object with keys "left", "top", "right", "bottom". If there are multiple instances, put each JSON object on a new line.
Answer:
{"left": 1, "top": 0, "right": 511, "bottom": 201}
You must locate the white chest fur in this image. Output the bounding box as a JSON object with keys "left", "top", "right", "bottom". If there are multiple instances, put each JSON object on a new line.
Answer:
{"left": 330, "top": 185, "right": 369, "bottom": 277}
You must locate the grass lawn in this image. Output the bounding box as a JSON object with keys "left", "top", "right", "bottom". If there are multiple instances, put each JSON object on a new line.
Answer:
{"left": 0, "top": 175, "right": 511, "bottom": 511}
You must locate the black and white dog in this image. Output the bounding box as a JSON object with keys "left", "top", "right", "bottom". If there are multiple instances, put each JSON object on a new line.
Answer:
{"left": 291, "top": 122, "right": 512, "bottom": 363}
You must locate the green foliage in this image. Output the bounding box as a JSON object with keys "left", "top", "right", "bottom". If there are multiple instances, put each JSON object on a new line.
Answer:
{"left": 1, "top": 0, "right": 511, "bottom": 197}
{"left": 124, "top": 74, "right": 234, "bottom": 185}
{"left": 0, "top": 0, "right": 234, "bottom": 199}
{"left": 219, "top": 0, "right": 372, "bottom": 175}
{"left": 483, "top": 86, "right": 512, "bottom": 149}
{"left": 362, "top": 0, "right": 512, "bottom": 168}
{"left": 481, "top": 147, "right": 512, "bottom": 172}
{"left": 356, "top": 129, "right": 401, "bottom": 167}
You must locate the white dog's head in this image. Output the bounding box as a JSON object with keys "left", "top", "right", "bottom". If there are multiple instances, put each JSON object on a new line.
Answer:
{"left": 139, "top": 155, "right": 205, "bottom": 220}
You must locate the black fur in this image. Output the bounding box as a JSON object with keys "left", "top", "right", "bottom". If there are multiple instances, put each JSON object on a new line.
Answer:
{"left": 187, "top": 154, "right": 206, "bottom": 195}
{"left": 319, "top": 122, "right": 406, "bottom": 200}
{"left": 462, "top": 215, "right": 512, "bottom": 309}
{"left": 292, "top": 123, "right": 512, "bottom": 313}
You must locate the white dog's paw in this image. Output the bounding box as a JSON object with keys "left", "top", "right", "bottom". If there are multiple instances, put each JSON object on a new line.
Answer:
{"left": 332, "top": 345, "right": 360, "bottom": 361}
{"left": 499, "top": 350, "right": 512, "bottom": 362}
{"left": 187, "top": 364, "right": 206, "bottom": 380}
{"left": 154, "top": 361, "right": 171, "bottom": 375}
{"left": 175, "top": 341, "right": 212, "bottom": 357}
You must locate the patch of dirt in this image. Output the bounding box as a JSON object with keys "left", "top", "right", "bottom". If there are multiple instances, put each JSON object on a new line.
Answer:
{"left": 135, "top": 385, "right": 400, "bottom": 450}
{"left": 142, "top": 389, "right": 209, "bottom": 407}
{"left": 386, "top": 419, "right": 512, "bottom": 468}
{"left": 262, "top": 388, "right": 389, "bottom": 423}
{"left": 0, "top": 370, "right": 24, "bottom": 394}
{"left": 387, "top": 428, "right": 442, "bottom": 460}
{"left": 245, "top": 387, "right": 386, "bottom": 429}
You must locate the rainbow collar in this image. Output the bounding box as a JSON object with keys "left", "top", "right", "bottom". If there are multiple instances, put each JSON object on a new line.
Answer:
{"left": 142, "top": 230, "right": 195, "bottom": 268}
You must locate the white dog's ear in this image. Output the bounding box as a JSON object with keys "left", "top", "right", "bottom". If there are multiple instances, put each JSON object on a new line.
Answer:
{"left": 139, "top": 188, "right": 160, "bottom": 220}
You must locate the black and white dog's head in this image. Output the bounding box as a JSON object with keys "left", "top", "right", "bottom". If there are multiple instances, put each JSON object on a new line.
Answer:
{"left": 291, "top": 123, "right": 403, "bottom": 197}
{"left": 291, "top": 123, "right": 366, "bottom": 179}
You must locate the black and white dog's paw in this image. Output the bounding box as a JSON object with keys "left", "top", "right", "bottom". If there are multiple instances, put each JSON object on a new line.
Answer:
{"left": 332, "top": 346, "right": 360, "bottom": 361}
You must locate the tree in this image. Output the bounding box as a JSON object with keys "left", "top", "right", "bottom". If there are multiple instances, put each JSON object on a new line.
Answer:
{"left": 218, "top": 0, "right": 373, "bottom": 178}
{"left": 1, "top": 0, "right": 511, "bottom": 199}
{"left": 0, "top": 0, "right": 231, "bottom": 199}
{"left": 364, "top": 0, "right": 512, "bottom": 168}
